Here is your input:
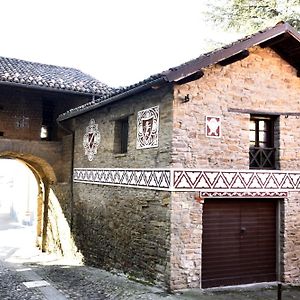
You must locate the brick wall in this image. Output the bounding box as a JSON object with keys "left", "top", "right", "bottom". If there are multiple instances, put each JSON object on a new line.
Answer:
{"left": 0, "top": 90, "right": 43, "bottom": 140}
{"left": 170, "top": 47, "right": 300, "bottom": 288}
{"left": 0, "top": 85, "right": 89, "bottom": 141}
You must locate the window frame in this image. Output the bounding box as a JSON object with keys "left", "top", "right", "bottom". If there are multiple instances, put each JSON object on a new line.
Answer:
{"left": 114, "top": 116, "right": 129, "bottom": 154}
{"left": 249, "top": 115, "right": 277, "bottom": 169}
{"left": 249, "top": 115, "right": 274, "bottom": 148}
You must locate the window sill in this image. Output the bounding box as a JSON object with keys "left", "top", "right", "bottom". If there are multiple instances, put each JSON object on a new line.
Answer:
{"left": 114, "top": 153, "right": 127, "bottom": 158}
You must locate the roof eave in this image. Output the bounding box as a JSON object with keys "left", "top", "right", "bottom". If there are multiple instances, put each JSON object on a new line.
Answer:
{"left": 164, "top": 22, "right": 300, "bottom": 82}
{"left": 0, "top": 80, "right": 101, "bottom": 97}
{"left": 57, "top": 77, "right": 167, "bottom": 122}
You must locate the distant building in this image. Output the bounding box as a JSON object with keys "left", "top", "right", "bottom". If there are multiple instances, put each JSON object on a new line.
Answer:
{"left": 58, "top": 22, "right": 300, "bottom": 290}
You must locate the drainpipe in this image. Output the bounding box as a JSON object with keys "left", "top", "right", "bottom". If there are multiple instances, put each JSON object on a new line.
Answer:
{"left": 56, "top": 119, "right": 75, "bottom": 231}
{"left": 41, "top": 180, "right": 50, "bottom": 252}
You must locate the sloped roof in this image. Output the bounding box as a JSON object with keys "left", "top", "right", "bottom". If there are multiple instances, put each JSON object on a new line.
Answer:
{"left": 58, "top": 22, "right": 300, "bottom": 121}
{"left": 0, "top": 56, "right": 116, "bottom": 97}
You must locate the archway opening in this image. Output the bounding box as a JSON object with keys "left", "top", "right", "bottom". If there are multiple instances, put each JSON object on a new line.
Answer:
{"left": 0, "top": 158, "right": 41, "bottom": 257}
{"left": 0, "top": 153, "right": 83, "bottom": 265}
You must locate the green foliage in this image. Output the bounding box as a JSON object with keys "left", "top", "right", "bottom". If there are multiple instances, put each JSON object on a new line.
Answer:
{"left": 206, "top": 0, "right": 300, "bottom": 33}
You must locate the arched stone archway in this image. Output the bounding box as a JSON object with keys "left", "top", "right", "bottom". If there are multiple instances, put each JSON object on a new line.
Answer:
{"left": 0, "top": 151, "right": 56, "bottom": 252}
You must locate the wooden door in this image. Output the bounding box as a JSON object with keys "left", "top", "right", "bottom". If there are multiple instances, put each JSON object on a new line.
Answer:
{"left": 202, "top": 199, "right": 277, "bottom": 288}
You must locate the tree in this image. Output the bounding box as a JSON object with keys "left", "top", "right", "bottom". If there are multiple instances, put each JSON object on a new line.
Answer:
{"left": 205, "top": 0, "right": 300, "bottom": 34}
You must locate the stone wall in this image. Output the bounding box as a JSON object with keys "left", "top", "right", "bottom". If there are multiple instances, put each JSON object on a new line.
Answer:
{"left": 170, "top": 192, "right": 202, "bottom": 290}
{"left": 71, "top": 86, "right": 174, "bottom": 286}
{"left": 282, "top": 192, "right": 300, "bottom": 284}
{"left": 172, "top": 46, "right": 300, "bottom": 170}
{"left": 170, "top": 47, "right": 300, "bottom": 288}
{"left": 73, "top": 185, "right": 170, "bottom": 285}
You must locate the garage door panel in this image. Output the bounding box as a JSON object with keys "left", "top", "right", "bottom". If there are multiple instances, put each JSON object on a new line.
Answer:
{"left": 202, "top": 198, "right": 277, "bottom": 288}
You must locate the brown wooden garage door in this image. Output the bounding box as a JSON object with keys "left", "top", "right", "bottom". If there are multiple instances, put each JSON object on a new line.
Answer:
{"left": 202, "top": 198, "right": 277, "bottom": 288}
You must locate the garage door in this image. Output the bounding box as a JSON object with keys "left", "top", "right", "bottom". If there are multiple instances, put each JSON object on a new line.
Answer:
{"left": 202, "top": 198, "right": 277, "bottom": 288}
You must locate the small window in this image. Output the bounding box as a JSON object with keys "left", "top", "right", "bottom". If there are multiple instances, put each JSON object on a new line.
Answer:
{"left": 40, "top": 125, "right": 48, "bottom": 140}
{"left": 0, "top": 131, "right": 4, "bottom": 137}
{"left": 114, "top": 117, "right": 129, "bottom": 154}
{"left": 249, "top": 115, "right": 276, "bottom": 169}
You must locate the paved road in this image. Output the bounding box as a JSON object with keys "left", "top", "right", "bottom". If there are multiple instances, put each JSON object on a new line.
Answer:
{"left": 1, "top": 212, "right": 300, "bottom": 299}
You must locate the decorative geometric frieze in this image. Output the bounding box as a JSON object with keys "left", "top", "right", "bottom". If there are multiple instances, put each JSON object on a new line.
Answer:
{"left": 173, "top": 170, "right": 300, "bottom": 192}
{"left": 73, "top": 167, "right": 300, "bottom": 195}
{"left": 136, "top": 106, "right": 159, "bottom": 149}
{"left": 200, "top": 191, "right": 288, "bottom": 198}
{"left": 83, "top": 119, "right": 101, "bottom": 161}
{"left": 206, "top": 116, "right": 221, "bottom": 138}
{"left": 73, "top": 168, "right": 170, "bottom": 191}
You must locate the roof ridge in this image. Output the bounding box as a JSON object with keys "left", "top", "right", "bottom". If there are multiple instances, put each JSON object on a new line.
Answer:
{"left": 0, "top": 55, "right": 84, "bottom": 73}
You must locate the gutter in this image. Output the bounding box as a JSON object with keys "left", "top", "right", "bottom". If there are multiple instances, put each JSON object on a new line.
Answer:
{"left": 0, "top": 80, "right": 101, "bottom": 98}
{"left": 57, "top": 77, "right": 167, "bottom": 122}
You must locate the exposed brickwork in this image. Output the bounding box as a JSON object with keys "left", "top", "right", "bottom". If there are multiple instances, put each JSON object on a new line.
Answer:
{"left": 0, "top": 85, "right": 89, "bottom": 141}
{"left": 170, "top": 47, "right": 300, "bottom": 289}
{"left": 0, "top": 91, "right": 42, "bottom": 140}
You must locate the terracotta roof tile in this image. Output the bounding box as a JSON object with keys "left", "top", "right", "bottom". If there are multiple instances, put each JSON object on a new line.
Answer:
{"left": 0, "top": 56, "right": 115, "bottom": 97}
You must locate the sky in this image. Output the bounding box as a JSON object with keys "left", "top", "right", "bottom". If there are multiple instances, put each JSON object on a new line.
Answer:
{"left": 0, "top": 0, "right": 239, "bottom": 87}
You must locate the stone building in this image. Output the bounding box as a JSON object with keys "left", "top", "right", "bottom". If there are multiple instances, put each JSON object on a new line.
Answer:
{"left": 0, "top": 56, "right": 115, "bottom": 252}
{"left": 57, "top": 22, "right": 300, "bottom": 290}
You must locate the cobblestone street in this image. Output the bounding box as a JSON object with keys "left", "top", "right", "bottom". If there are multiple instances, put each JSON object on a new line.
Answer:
{"left": 2, "top": 212, "right": 300, "bottom": 299}
{"left": 0, "top": 212, "right": 180, "bottom": 299}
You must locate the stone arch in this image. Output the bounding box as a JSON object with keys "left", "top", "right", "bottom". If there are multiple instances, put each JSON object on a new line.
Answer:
{"left": 0, "top": 151, "right": 57, "bottom": 184}
{"left": 0, "top": 151, "right": 57, "bottom": 251}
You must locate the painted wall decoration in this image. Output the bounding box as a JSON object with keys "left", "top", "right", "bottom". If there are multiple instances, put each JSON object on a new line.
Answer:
{"left": 73, "top": 167, "right": 300, "bottom": 197}
{"left": 206, "top": 116, "right": 221, "bottom": 138}
{"left": 73, "top": 168, "right": 170, "bottom": 190}
{"left": 83, "top": 119, "right": 101, "bottom": 161}
{"left": 136, "top": 106, "right": 159, "bottom": 149}
{"left": 200, "top": 191, "right": 288, "bottom": 198}
{"left": 173, "top": 169, "right": 300, "bottom": 191}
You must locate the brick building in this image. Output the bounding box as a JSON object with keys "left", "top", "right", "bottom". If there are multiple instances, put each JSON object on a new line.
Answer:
{"left": 58, "top": 22, "right": 300, "bottom": 290}
{"left": 0, "top": 56, "right": 115, "bottom": 252}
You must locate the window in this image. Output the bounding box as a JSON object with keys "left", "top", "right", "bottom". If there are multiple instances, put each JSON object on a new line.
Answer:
{"left": 249, "top": 115, "right": 276, "bottom": 169}
{"left": 40, "top": 125, "right": 48, "bottom": 140}
{"left": 114, "top": 117, "right": 129, "bottom": 154}
{"left": 41, "top": 99, "right": 53, "bottom": 140}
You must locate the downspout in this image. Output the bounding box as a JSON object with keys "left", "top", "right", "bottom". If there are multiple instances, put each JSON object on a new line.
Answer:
{"left": 42, "top": 180, "right": 50, "bottom": 252}
{"left": 56, "top": 118, "right": 75, "bottom": 231}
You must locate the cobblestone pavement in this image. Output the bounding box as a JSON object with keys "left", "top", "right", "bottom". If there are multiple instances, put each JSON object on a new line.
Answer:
{"left": 1, "top": 212, "right": 300, "bottom": 299}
